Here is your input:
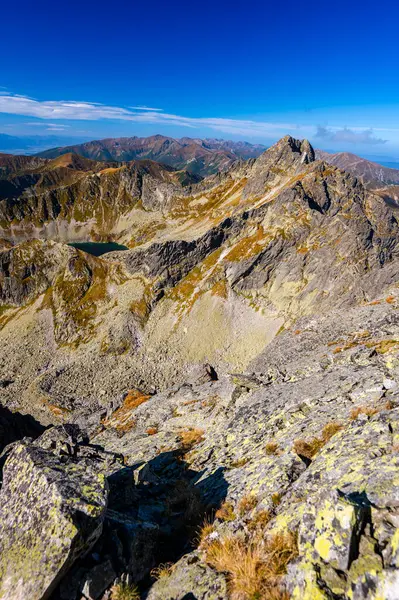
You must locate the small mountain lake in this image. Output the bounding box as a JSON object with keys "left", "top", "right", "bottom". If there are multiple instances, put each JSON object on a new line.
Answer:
{"left": 68, "top": 242, "right": 128, "bottom": 256}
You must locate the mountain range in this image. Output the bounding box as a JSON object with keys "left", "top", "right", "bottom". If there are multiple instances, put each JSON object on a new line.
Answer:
{"left": 36, "top": 135, "right": 267, "bottom": 176}
{"left": 1, "top": 136, "right": 399, "bottom": 599}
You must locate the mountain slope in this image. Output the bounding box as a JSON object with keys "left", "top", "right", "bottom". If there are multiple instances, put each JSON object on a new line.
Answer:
{"left": 1, "top": 135, "right": 399, "bottom": 410}
{"left": 316, "top": 148, "right": 399, "bottom": 188}
{"left": 36, "top": 135, "right": 267, "bottom": 176}
{"left": 0, "top": 153, "right": 200, "bottom": 243}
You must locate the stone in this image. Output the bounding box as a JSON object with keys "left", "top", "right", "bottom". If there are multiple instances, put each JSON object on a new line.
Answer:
{"left": 81, "top": 559, "right": 116, "bottom": 600}
{"left": 384, "top": 378, "right": 397, "bottom": 390}
{"left": 0, "top": 441, "right": 108, "bottom": 600}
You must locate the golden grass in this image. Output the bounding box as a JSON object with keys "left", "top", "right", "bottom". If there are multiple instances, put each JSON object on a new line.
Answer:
{"left": 197, "top": 518, "right": 216, "bottom": 548}
{"left": 102, "top": 389, "right": 150, "bottom": 432}
{"left": 350, "top": 400, "right": 394, "bottom": 421}
{"left": 211, "top": 279, "right": 228, "bottom": 299}
{"left": 271, "top": 492, "right": 282, "bottom": 507}
{"left": 215, "top": 501, "right": 237, "bottom": 522}
{"left": 321, "top": 422, "right": 344, "bottom": 441}
{"left": 230, "top": 457, "right": 250, "bottom": 468}
{"left": 265, "top": 441, "right": 281, "bottom": 456}
{"left": 350, "top": 406, "right": 379, "bottom": 420}
{"left": 238, "top": 494, "right": 259, "bottom": 516}
{"left": 247, "top": 510, "right": 271, "bottom": 532}
{"left": 204, "top": 530, "right": 297, "bottom": 600}
{"left": 365, "top": 339, "right": 399, "bottom": 354}
{"left": 110, "top": 582, "right": 140, "bottom": 600}
{"left": 225, "top": 226, "right": 266, "bottom": 262}
{"left": 151, "top": 562, "right": 175, "bottom": 580}
{"left": 178, "top": 428, "right": 204, "bottom": 451}
{"left": 146, "top": 426, "right": 158, "bottom": 435}
{"left": 293, "top": 422, "right": 343, "bottom": 460}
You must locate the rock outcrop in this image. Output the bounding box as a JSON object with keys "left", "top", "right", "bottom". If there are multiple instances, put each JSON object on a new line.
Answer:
{"left": 0, "top": 432, "right": 109, "bottom": 600}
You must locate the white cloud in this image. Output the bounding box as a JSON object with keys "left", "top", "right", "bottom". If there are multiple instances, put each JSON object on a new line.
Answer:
{"left": 24, "top": 122, "right": 70, "bottom": 129}
{"left": 0, "top": 93, "right": 298, "bottom": 138}
{"left": 315, "top": 125, "right": 387, "bottom": 145}
{"left": 0, "top": 93, "right": 392, "bottom": 144}
{"left": 128, "top": 105, "right": 164, "bottom": 111}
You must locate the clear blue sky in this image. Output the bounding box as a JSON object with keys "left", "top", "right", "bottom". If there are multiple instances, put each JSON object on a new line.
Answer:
{"left": 1, "top": 0, "right": 399, "bottom": 156}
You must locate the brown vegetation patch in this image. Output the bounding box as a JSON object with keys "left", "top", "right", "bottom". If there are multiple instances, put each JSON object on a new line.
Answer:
{"left": 265, "top": 441, "right": 281, "bottom": 456}
{"left": 210, "top": 279, "right": 228, "bottom": 299}
{"left": 204, "top": 530, "right": 297, "bottom": 600}
{"left": 293, "top": 422, "right": 343, "bottom": 460}
{"left": 230, "top": 457, "right": 250, "bottom": 469}
{"left": 102, "top": 389, "right": 150, "bottom": 432}
{"left": 215, "top": 501, "right": 236, "bottom": 522}
{"left": 178, "top": 427, "right": 205, "bottom": 452}
{"left": 225, "top": 226, "right": 267, "bottom": 262}
{"left": 146, "top": 427, "right": 158, "bottom": 435}
{"left": 247, "top": 510, "right": 271, "bottom": 532}
{"left": 350, "top": 406, "right": 379, "bottom": 420}
{"left": 151, "top": 562, "right": 175, "bottom": 580}
{"left": 238, "top": 494, "right": 259, "bottom": 516}
{"left": 365, "top": 339, "right": 399, "bottom": 354}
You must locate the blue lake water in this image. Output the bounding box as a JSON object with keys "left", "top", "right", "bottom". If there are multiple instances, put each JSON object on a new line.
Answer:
{"left": 68, "top": 242, "right": 128, "bottom": 256}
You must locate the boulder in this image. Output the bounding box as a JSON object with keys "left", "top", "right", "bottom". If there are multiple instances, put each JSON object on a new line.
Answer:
{"left": 0, "top": 440, "right": 108, "bottom": 600}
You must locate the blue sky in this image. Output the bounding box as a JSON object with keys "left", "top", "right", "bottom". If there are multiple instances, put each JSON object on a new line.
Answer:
{"left": 1, "top": 0, "right": 399, "bottom": 157}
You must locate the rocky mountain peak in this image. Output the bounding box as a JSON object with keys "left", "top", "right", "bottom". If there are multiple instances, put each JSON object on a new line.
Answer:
{"left": 255, "top": 135, "right": 315, "bottom": 167}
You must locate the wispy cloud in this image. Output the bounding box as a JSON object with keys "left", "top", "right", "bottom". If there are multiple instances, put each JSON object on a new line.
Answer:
{"left": 0, "top": 93, "right": 297, "bottom": 137}
{"left": 128, "top": 105, "right": 164, "bottom": 111}
{"left": 315, "top": 126, "right": 387, "bottom": 145}
{"left": 23, "top": 122, "right": 70, "bottom": 129}
{"left": 0, "top": 93, "right": 392, "bottom": 144}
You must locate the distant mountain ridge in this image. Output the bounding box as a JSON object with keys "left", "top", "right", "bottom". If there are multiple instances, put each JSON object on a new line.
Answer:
{"left": 36, "top": 135, "right": 267, "bottom": 176}
{"left": 316, "top": 149, "right": 399, "bottom": 188}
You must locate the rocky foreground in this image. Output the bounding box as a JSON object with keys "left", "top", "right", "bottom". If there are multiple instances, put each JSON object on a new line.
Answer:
{"left": 1, "top": 137, "right": 399, "bottom": 598}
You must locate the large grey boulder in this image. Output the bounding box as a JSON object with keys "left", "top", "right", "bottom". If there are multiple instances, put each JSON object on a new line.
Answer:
{"left": 0, "top": 440, "right": 108, "bottom": 600}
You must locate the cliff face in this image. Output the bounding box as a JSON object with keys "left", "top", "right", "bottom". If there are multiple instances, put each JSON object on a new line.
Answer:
{"left": 0, "top": 156, "right": 200, "bottom": 244}
{"left": 2, "top": 137, "right": 399, "bottom": 599}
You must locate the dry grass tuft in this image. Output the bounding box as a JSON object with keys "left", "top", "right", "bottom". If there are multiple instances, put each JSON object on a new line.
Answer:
{"left": 265, "top": 441, "right": 281, "bottom": 456}
{"left": 271, "top": 492, "right": 282, "bottom": 507}
{"left": 293, "top": 438, "right": 322, "bottom": 460}
{"left": 146, "top": 426, "right": 158, "bottom": 435}
{"left": 247, "top": 510, "right": 271, "bottom": 532}
{"left": 102, "top": 388, "right": 150, "bottom": 432}
{"left": 230, "top": 457, "right": 250, "bottom": 468}
{"left": 110, "top": 582, "right": 140, "bottom": 600}
{"left": 178, "top": 427, "right": 205, "bottom": 452}
{"left": 204, "top": 530, "right": 297, "bottom": 600}
{"left": 151, "top": 562, "right": 175, "bottom": 580}
{"left": 215, "top": 501, "right": 236, "bottom": 522}
{"left": 350, "top": 406, "right": 379, "bottom": 420}
{"left": 198, "top": 518, "right": 217, "bottom": 548}
{"left": 293, "top": 421, "right": 343, "bottom": 460}
{"left": 321, "top": 422, "right": 344, "bottom": 442}
{"left": 238, "top": 494, "right": 259, "bottom": 516}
